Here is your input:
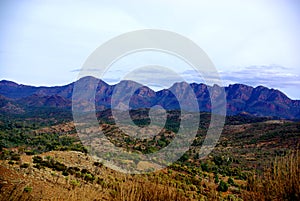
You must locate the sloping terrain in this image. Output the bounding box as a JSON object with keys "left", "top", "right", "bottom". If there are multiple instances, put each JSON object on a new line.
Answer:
{"left": 0, "top": 116, "right": 299, "bottom": 200}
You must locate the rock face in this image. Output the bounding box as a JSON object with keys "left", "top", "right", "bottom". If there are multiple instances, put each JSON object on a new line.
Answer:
{"left": 0, "top": 77, "right": 299, "bottom": 119}
{"left": 224, "top": 84, "right": 299, "bottom": 119}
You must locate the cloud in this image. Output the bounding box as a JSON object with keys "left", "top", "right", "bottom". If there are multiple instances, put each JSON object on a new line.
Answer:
{"left": 123, "top": 66, "right": 185, "bottom": 90}
{"left": 219, "top": 65, "right": 300, "bottom": 88}
{"left": 70, "top": 68, "right": 100, "bottom": 73}
{"left": 180, "top": 64, "right": 300, "bottom": 89}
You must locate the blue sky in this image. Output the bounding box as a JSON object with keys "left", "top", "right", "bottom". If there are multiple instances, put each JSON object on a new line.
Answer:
{"left": 1, "top": 0, "right": 300, "bottom": 99}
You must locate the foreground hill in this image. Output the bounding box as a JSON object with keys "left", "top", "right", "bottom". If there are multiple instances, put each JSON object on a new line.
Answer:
{"left": 0, "top": 118, "right": 299, "bottom": 200}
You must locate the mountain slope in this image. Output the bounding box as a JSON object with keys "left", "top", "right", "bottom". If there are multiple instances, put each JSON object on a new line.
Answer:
{"left": 0, "top": 80, "right": 73, "bottom": 99}
{"left": 0, "top": 77, "right": 299, "bottom": 119}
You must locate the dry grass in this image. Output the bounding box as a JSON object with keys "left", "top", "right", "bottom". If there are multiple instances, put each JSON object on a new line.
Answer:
{"left": 112, "top": 180, "right": 189, "bottom": 201}
{"left": 2, "top": 150, "right": 299, "bottom": 201}
{"left": 242, "top": 151, "right": 300, "bottom": 201}
{"left": 0, "top": 178, "right": 189, "bottom": 201}
{"left": 0, "top": 181, "right": 33, "bottom": 201}
{"left": 0, "top": 181, "right": 107, "bottom": 201}
{"left": 48, "top": 186, "right": 106, "bottom": 201}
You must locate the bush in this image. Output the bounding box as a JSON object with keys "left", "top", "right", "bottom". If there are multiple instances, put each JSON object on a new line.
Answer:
{"left": 32, "top": 156, "right": 43, "bottom": 163}
{"left": 73, "top": 166, "right": 80, "bottom": 172}
{"left": 25, "top": 150, "right": 35, "bottom": 155}
{"left": 213, "top": 156, "right": 223, "bottom": 166}
{"left": 11, "top": 154, "right": 20, "bottom": 161}
{"left": 53, "top": 161, "right": 67, "bottom": 171}
{"left": 0, "top": 150, "right": 10, "bottom": 160}
{"left": 96, "top": 179, "right": 107, "bottom": 187}
{"left": 201, "top": 163, "right": 209, "bottom": 172}
{"left": 75, "top": 171, "right": 81, "bottom": 178}
{"left": 20, "top": 163, "right": 30, "bottom": 168}
{"left": 179, "top": 153, "right": 189, "bottom": 162}
{"left": 81, "top": 168, "right": 90, "bottom": 174}
{"left": 33, "top": 164, "right": 43, "bottom": 170}
{"left": 66, "top": 167, "right": 76, "bottom": 175}
{"left": 8, "top": 160, "right": 14, "bottom": 165}
{"left": 93, "top": 161, "right": 103, "bottom": 167}
{"left": 214, "top": 174, "right": 219, "bottom": 184}
{"left": 217, "top": 180, "right": 229, "bottom": 192}
{"left": 228, "top": 177, "right": 235, "bottom": 186}
{"left": 70, "top": 179, "right": 80, "bottom": 188}
{"left": 24, "top": 186, "right": 33, "bottom": 193}
{"left": 62, "top": 171, "right": 69, "bottom": 176}
{"left": 40, "top": 160, "right": 53, "bottom": 168}
{"left": 84, "top": 173, "right": 95, "bottom": 182}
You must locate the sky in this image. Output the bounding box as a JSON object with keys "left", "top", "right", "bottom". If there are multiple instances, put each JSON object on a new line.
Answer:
{"left": 1, "top": 0, "right": 300, "bottom": 99}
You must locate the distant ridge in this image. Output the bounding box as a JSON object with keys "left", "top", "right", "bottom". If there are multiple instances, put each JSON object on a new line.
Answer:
{"left": 0, "top": 77, "right": 299, "bottom": 119}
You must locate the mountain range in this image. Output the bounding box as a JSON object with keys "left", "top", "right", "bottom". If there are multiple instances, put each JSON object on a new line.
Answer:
{"left": 0, "top": 76, "right": 299, "bottom": 119}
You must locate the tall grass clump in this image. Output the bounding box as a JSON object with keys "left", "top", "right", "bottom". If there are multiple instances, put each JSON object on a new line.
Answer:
{"left": 112, "top": 180, "right": 189, "bottom": 201}
{"left": 243, "top": 151, "right": 300, "bottom": 201}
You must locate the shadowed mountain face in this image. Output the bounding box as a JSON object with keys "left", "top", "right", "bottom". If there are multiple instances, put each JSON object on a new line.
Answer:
{"left": 0, "top": 77, "right": 299, "bottom": 119}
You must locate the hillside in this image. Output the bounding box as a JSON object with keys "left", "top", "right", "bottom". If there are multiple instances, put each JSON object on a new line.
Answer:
{"left": 0, "top": 117, "right": 299, "bottom": 200}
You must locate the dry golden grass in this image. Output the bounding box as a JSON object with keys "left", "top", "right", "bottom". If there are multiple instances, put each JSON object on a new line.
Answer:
{"left": 112, "top": 180, "right": 189, "bottom": 201}
{"left": 0, "top": 178, "right": 189, "bottom": 201}
{"left": 242, "top": 151, "right": 300, "bottom": 201}
{"left": 48, "top": 186, "right": 106, "bottom": 201}
{"left": 2, "top": 150, "right": 299, "bottom": 201}
{"left": 0, "top": 181, "right": 33, "bottom": 201}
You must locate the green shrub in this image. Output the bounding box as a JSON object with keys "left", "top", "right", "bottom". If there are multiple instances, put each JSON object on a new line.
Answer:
{"left": 66, "top": 167, "right": 76, "bottom": 175}
{"left": 40, "top": 160, "right": 52, "bottom": 168}
{"left": 81, "top": 168, "right": 91, "bottom": 174}
{"left": 53, "top": 161, "right": 67, "bottom": 171}
{"left": 97, "top": 179, "right": 107, "bottom": 187}
{"left": 20, "top": 163, "right": 30, "bottom": 168}
{"left": 217, "top": 180, "right": 229, "bottom": 192}
{"left": 62, "top": 171, "right": 69, "bottom": 176}
{"left": 11, "top": 154, "right": 20, "bottom": 161}
{"left": 25, "top": 150, "right": 35, "bottom": 155}
{"left": 75, "top": 171, "right": 81, "bottom": 178}
{"left": 201, "top": 163, "right": 209, "bottom": 172}
{"left": 94, "top": 161, "right": 103, "bottom": 167}
{"left": 73, "top": 166, "right": 80, "bottom": 172}
{"left": 213, "top": 156, "right": 223, "bottom": 166}
{"left": 179, "top": 153, "right": 189, "bottom": 162}
{"left": 8, "top": 160, "right": 14, "bottom": 165}
{"left": 70, "top": 179, "right": 80, "bottom": 188}
{"left": 84, "top": 173, "right": 95, "bottom": 182}
{"left": 228, "top": 177, "right": 235, "bottom": 186}
{"left": 33, "top": 163, "right": 43, "bottom": 169}
{"left": 32, "top": 156, "right": 43, "bottom": 163}
{"left": 0, "top": 150, "right": 10, "bottom": 160}
{"left": 24, "top": 186, "right": 32, "bottom": 193}
{"left": 214, "top": 174, "right": 219, "bottom": 184}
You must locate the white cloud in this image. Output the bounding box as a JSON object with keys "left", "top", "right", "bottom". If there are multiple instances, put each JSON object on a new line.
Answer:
{"left": 220, "top": 65, "right": 300, "bottom": 88}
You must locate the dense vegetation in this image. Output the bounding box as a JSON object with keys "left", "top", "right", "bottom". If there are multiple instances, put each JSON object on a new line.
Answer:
{"left": 0, "top": 112, "right": 85, "bottom": 154}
